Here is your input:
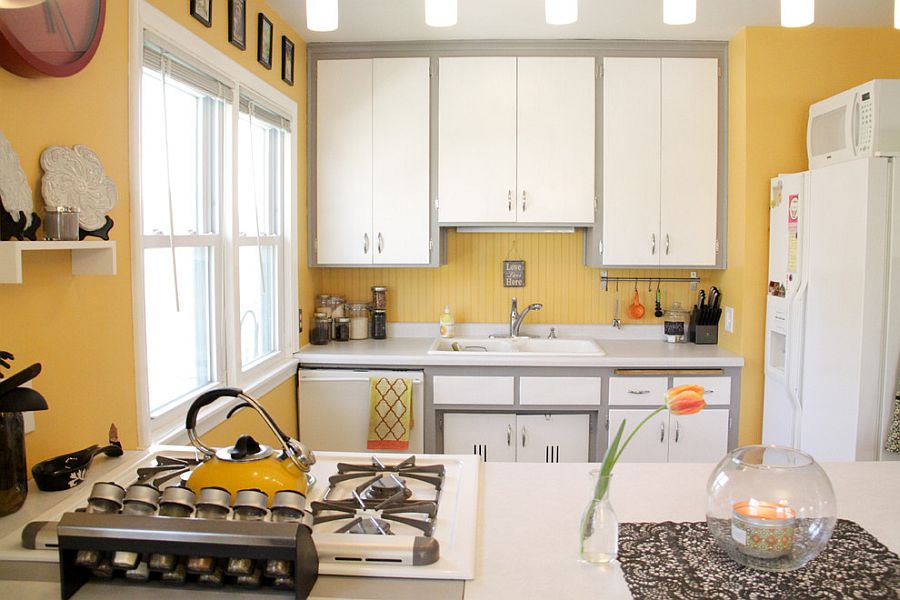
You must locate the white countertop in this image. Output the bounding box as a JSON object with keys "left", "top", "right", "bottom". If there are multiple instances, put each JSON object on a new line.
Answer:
{"left": 296, "top": 328, "right": 744, "bottom": 369}
{"left": 2, "top": 458, "right": 896, "bottom": 599}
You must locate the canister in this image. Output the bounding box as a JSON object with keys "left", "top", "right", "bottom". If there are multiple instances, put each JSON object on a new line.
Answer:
{"left": 347, "top": 303, "right": 370, "bottom": 340}
{"left": 43, "top": 206, "right": 80, "bottom": 241}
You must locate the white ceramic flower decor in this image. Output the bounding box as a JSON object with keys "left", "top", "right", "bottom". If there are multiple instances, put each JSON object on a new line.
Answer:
{"left": 0, "top": 130, "right": 40, "bottom": 241}
{"left": 40, "top": 144, "right": 117, "bottom": 240}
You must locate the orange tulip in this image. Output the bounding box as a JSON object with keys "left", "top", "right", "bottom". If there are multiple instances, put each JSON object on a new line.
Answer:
{"left": 665, "top": 385, "right": 706, "bottom": 416}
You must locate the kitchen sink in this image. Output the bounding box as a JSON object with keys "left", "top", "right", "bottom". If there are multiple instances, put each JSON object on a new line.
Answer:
{"left": 427, "top": 337, "right": 605, "bottom": 356}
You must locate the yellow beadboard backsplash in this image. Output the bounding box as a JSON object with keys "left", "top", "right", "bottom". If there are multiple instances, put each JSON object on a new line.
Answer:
{"left": 313, "top": 230, "right": 707, "bottom": 324}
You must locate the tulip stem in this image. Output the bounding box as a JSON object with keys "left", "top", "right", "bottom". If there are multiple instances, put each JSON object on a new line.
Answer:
{"left": 611, "top": 405, "right": 666, "bottom": 466}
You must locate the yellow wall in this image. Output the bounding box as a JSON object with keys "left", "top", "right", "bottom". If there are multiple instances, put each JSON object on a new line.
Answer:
{"left": 0, "top": 0, "right": 309, "bottom": 470}
{"left": 316, "top": 230, "right": 705, "bottom": 326}
{"left": 711, "top": 26, "right": 900, "bottom": 445}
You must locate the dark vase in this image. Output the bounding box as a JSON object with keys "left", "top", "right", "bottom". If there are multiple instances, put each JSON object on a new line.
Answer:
{"left": 0, "top": 412, "right": 27, "bottom": 516}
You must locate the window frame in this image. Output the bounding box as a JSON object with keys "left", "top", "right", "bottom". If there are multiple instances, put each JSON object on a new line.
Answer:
{"left": 129, "top": 0, "right": 299, "bottom": 446}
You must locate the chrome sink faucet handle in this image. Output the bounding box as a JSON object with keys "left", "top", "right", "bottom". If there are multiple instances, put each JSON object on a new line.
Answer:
{"left": 510, "top": 297, "right": 543, "bottom": 338}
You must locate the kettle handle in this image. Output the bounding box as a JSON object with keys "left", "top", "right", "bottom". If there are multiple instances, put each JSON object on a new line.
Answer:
{"left": 185, "top": 387, "right": 315, "bottom": 472}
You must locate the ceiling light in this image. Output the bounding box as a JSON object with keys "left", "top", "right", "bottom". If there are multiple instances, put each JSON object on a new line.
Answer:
{"left": 663, "top": 0, "right": 696, "bottom": 25}
{"left": 307, "top": 0, "right": 338, "bottom": 32}
{"left": 546, "top": 0, "right": 578, "bottom": 25}
{"left": 781, "top": 0, "right": 814, "bottom": 28}
{"left": 426, "top": 0, "right": 457, "bottom": 27}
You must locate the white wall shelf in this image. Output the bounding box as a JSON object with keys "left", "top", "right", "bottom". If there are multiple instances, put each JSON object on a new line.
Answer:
{"left": 0, "top": 240, "right": 117, "bottom": 284}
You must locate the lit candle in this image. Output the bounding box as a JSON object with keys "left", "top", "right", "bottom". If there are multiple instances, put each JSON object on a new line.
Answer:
{"left": 731, "top": 500, "right": 796, "bottom": 559}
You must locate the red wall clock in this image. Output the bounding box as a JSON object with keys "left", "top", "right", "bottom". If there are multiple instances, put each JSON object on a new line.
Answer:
{"left": 0, "top": 0, "right": 106, "bottom": 78}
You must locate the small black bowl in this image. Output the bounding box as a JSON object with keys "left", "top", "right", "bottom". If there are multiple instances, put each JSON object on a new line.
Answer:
{"left": 32, "top": 444, "right": 123, "bottom": 492}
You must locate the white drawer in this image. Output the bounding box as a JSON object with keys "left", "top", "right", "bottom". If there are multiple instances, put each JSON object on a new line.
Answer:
{"left": 673, "top": 376, "right": 731, "bottom": 406}
{"left": 608, "top": 376, "right": 669, "bottom": 406}
{"left": 433, "top": 376, "right": 515, "bottom": 405}
{"left": 520, "top": 377, "right": 602, "bottom": 406}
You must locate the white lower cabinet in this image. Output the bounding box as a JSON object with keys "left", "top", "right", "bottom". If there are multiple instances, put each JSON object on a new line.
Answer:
{"left": 443, "top": 413, "right": 590, "bottom": 463}
{"left": 608, "top": 409, "right": 728, "bottom": 463}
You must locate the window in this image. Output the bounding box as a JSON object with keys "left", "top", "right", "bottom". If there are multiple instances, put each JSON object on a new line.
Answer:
{"left": 133, "top": 19, "right": 297, "bottom": 444}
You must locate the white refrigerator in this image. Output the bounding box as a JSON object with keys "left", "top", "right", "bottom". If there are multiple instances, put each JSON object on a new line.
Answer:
{"left": 762, "top": 157, "right": 900, "bottom": 461}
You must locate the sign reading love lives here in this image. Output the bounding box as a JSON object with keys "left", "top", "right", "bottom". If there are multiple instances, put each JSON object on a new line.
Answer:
{"left": 503, "top": 260, "right": 525, "bottom": 287}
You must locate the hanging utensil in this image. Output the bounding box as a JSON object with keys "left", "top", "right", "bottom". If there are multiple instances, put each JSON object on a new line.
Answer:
{"left": 654, "top": 280, "right": 664, "bottom": 318}
{"left": 629, "top": 281, "right": 645, "bottom": 319}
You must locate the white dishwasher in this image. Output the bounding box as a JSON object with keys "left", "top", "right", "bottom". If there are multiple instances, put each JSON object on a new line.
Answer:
{"left": 298, "top": 368, "right": 425, "bottom": 453}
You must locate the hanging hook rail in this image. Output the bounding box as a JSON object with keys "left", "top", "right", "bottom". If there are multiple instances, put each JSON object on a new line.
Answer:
{"left": 601, "top": 271, "right": 699, "bottom": 292}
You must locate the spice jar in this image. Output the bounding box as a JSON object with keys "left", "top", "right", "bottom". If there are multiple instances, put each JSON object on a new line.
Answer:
{"left": 372, "top": 286, "right": 387, "bottom": 310}
{"left": 371, "top": 309, "right": 387, "bottom": 340}
{"left": 347, "top": 303, "right": 370, "bottom": 340}
{"left": 311, "top": 313, "right": 331, "bottom": 345}
{"left": 315, "top": 294, "right": 332, "bottom": 317}
{"left": 333, "top": 317, "right": 351, "bottom": 342}
{"left": 664, "top": 302, "right": 690, "bottom": 343}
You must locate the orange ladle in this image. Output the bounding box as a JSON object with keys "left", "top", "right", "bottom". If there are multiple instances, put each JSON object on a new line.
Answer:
{"left": 629, "top": 288, "right": 645, "bottom": 319}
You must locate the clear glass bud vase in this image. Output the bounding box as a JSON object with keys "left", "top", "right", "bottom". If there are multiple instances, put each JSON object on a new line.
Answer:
{"left": 579, "top": 471, "right": 618, "bottom": 563}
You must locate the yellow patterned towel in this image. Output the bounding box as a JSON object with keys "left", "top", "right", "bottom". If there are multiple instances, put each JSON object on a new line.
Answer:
{"left": 367, "top": 377, "right": 413, "bottom": 450}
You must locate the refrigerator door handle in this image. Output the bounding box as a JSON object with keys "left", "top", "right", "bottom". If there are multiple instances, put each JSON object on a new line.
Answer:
{"left": 785, "top": 278, "right": 809, "bottom": 446}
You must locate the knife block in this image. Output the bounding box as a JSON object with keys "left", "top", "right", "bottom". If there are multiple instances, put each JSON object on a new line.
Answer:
{"left": 689, "top": 310, "right": 719, "bottom": 345}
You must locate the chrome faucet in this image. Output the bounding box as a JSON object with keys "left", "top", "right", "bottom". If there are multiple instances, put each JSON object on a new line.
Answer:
{"left": 510, "top": 297, "right": 543, "bottom": 338}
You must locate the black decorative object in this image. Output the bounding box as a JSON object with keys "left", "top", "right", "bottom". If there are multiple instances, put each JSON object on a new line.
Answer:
{"left": 190, "top": 0, "right": 212, "bottom": 28}
{"left": 282, "top": 36, "right": 294, "bottom": 85}
{"left": 257, "top": 13, "right": 273, "bottom": 70}
{"left": 32, "top": 443, "right": 123, "bottom": 492}
{"left": 228, "top": 0, "right": 246, "bottom": 50}
{"left": 0, "top": 205, "right": 40, "bottom": 241}
{"left": 79, "top": 215, "right": 114, "bottom": 241}
{"left": 616, "top": 520, "right": 900, "bottom": 600}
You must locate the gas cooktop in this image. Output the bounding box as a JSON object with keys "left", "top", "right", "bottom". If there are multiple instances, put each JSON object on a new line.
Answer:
{"left": 6, "top": 447, "right": 480, "bottom": 582}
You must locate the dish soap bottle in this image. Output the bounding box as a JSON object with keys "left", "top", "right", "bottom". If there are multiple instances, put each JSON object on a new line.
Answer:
{"left": 439, "top": 305, "right": 456, "bottom": 338}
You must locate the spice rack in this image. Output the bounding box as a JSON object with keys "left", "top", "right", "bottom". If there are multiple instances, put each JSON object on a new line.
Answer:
{"left": 0, "top": 240, "right": 117, "bottom": 284}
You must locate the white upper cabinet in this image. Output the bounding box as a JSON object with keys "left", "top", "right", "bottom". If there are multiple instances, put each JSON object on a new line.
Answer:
{"left": 600, "top": 56, "right": 719, "bottom": 267}
{"left": 438, "top": 57, "right": 518, "bottom": 224}
{"left": 438, "top": 56, "right": 595, "bottom": 225}
{"left": 316, "top": 57, "right": 431, "bottom": 266}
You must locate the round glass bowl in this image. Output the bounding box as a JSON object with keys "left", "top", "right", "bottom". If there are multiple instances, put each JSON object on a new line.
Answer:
{"left": 706, "top": 445, "right": 837, "bottom": 572}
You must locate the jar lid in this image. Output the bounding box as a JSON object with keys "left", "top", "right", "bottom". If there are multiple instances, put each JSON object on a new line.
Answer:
{"left": 316, "top": 294, "right": 330, "bottom": 301}
{"left": 329, "top": 296, "right": 345, "bottom": 303}
{"left": 347, "top": 302, "right": 370, "bottom": 310}
{"left": 373, "top": 309, "right": 386, "bottom": 314}
{"left": 44, "top": 206, "right": 80, "bottom": 213}
{"left": 313, "top": 312, "right": 328, "bottom": 319}
{"left": 371, "top": 286, "right": 387, "bottom": 292}
{"left": 335, "top": 317, "right": 351, "bottom": 323}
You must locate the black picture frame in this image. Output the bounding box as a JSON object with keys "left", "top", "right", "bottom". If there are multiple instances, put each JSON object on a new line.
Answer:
{"left": 281, "top": 36, "right": 294, "bottom": 86}
{"left": 257, "top": 13, "right": 273, "bottom": 70}
{"left": 228, "top": 0, "right": 246, "bottom": 50}
{"left": 190, "top": 0, "right": 212, "bottom": 28}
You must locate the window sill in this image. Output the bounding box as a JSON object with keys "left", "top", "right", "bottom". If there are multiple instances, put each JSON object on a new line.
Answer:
{"left": 156, "top": 357, "right": 298, "bottom": 446}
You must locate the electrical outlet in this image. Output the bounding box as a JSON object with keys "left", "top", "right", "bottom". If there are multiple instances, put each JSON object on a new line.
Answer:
{"left": 724, "top": 306, "right": 735, "bottom": 333}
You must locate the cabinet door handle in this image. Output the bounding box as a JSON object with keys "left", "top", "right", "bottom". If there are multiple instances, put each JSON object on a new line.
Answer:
{"left": 377, "top": 232, "right": 384, "bottom": 254}
{"left": 507, "top": 424, "right": 512, "bottom": 446}
{"left": 659, "top": 422, "right": 665, "bottom": 443}
{"left": 651, "top": 233, "right": 656, "bottom": 255}
{"left": 521, "top": 426, "right": 527, "bottom": 447}
{"left": 665, "top": 233, "right": 670, "bottom": 256}
{"left": 675, "top": 420, "right": 680, "bottom": 443}
{"left": 627, "top": 389, "right": 651, "bottom": 395}
{"left": 363, "top": 233, "right": 369, "bottom": 254}
{"left": 521, "top": 190, "right": 527, "bottom": 212}
{"left": 508, "top": 190, "right": 512, "bottom": 212}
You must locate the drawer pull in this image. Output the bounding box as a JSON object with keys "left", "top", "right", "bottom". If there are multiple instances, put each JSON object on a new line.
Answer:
{"left": 675, "top": 421, "right": 680, "bottom": 443}
{"left": 507, "top": 424, "right": 512, "bottom": 447}
{"left": 659, "top": 422, "right": 665, "bottom": 443}
{"left": 627, "top": 390, "right": 651, "bottom": 395}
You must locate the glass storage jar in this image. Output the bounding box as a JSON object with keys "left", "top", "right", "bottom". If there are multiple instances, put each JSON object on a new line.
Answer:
{"left": 310, "top": 313, "right": 331, "bottom": 345}
{"left": 347, "top": 303, "right": 370, "bottom": 340}
{"left": 706, "top": 445, "right": 837, "bottom": 572}
{"left": 315, "top": 294, "right": 332, "bottom": 317}
{"left": 333, "top": 317, "right": 351, "bottom": 342}
{"left": 663, "top": 301, "right": 690, "bottom": 343}
{"left": 371, "top": 286, "right": 387, "bottom": 310}
{"left": 371, "top": 309, "right": 387, "bottom": 340}
{"left": 329, "top": 296, "right": 346, "bottom": 319}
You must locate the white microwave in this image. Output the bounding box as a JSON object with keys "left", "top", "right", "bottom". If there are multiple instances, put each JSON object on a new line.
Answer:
{"left": 807, "top": 79, "right": 900, "bottom": 169}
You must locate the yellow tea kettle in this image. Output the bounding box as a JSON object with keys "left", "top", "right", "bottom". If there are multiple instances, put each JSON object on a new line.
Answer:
{"left": 184, "top": 388, "right": 316, "bottom": 503}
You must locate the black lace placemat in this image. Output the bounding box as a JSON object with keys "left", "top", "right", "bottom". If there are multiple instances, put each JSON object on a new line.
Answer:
{"left": 617, "top": 520, "right": 900, "bottom": 600}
